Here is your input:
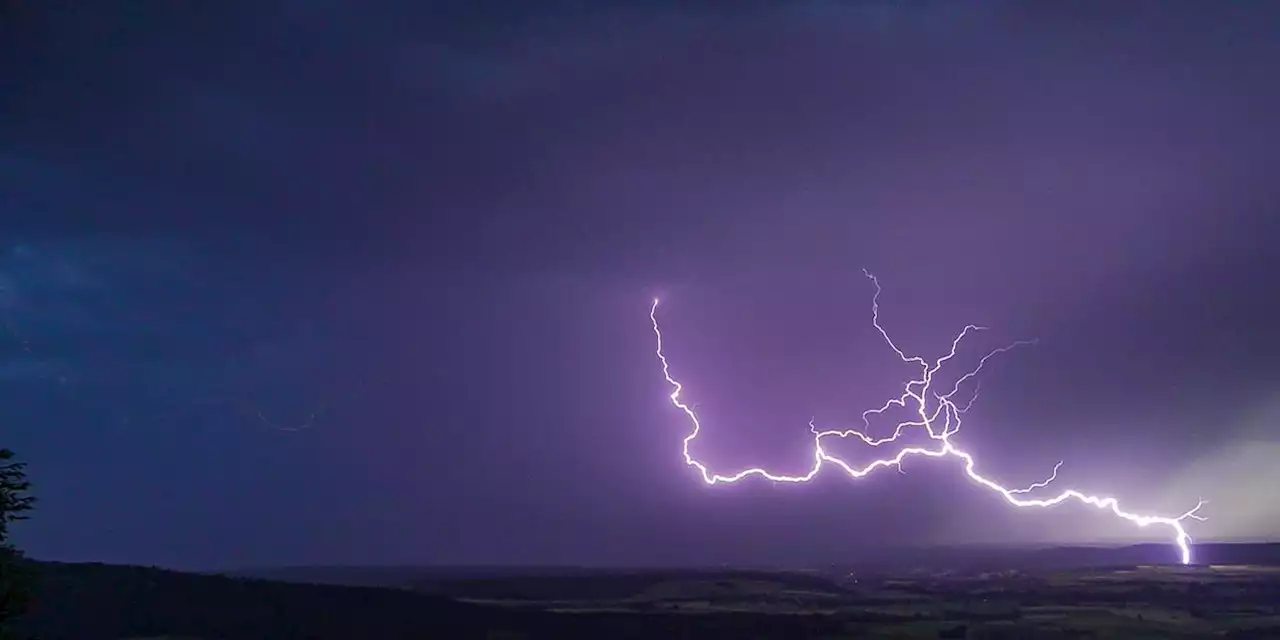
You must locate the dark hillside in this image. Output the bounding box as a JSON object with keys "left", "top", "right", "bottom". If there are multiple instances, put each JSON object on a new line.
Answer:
{"left": 413, "top": 568, "right": 853, "bottom": 600}
{"left": 12, "top": 561, "right": 856, "bottom": 639}
{"left": 16, "top": 561, "right": 525, "bottom": 640}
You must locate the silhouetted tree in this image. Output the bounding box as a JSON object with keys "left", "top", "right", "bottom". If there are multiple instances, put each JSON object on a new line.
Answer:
{"left": 0, "top": 448, "right": 35, "bottom": 638}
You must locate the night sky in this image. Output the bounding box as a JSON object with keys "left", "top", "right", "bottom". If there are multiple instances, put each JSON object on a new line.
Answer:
{"left": 4, "top": 2, "right": 1279, "bottom": 571}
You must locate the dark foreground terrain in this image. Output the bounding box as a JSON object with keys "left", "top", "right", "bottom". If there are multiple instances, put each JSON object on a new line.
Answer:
{"left": 14, "top": 543, "right": 1280, "bottom": 639}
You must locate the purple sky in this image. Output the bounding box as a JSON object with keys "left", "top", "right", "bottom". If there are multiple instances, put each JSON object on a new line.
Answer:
{"left": 3, "top": 1, "right": 1279, "bottom": 570}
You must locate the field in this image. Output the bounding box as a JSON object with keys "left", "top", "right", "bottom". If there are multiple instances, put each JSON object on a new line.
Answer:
{"left": 413, "top": 564, "right": 1280, "bottom": 638}
{"left": 15, "top": 543, "right": 1280, "bottom": 639}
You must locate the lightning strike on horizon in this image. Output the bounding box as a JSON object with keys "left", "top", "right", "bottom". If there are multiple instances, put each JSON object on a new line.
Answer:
{"left": 649, "top": 271, "right": 1206, "bottom": 565}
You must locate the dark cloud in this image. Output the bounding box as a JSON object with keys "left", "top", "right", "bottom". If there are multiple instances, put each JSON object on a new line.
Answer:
{"left": 3, "top": 1, "right": 1277, "bottom": 568}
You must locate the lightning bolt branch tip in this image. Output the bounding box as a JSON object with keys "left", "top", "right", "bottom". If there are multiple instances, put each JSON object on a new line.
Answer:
{"left": 252, "top": 401, "right": 327, "bottom": 432}
{"left": 648, "top": 272, "right": 1206, "bottom": 565}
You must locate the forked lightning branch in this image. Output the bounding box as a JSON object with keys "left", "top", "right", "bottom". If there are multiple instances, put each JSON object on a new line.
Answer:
{"left": 649, "top": 271, "right": 1206, "bottom": 564}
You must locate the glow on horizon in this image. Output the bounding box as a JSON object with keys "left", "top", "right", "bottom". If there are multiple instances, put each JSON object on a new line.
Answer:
{"left": 649, "top": 271, "right": 1205, "bottom": 564}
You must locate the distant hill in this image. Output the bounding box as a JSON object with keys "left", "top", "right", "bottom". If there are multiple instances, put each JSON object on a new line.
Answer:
{"left": 15, "top": 560, "right": 525, "bottom": 640}
{"left": 823, "top": 542, "right": 1280, "bottom": 572}
{"left": 411, "top": 568, "right": 855, "bottom": 601}
{"left": 233, "top": 565, "right": 852, "bottom": 598}
{"left": 15, "top": 544, "right": 1279, "bottom": 639}
{"left": 228, "top": 564, "right": 617, "bottom": 588}
{"left": 232, "top": 543, "right": 1280, "bottom": 590}
{"left": 13, "top": 561, "right": 856, "bottom": 639}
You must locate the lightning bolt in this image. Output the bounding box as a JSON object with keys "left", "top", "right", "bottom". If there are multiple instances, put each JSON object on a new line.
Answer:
{"left": 649, "top": 271, "right": 1206, "bottom": 565}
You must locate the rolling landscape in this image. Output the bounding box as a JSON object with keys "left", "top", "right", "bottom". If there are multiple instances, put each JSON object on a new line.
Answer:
{"left": 13, "top": 543, "right": 1280, "bottom": 639}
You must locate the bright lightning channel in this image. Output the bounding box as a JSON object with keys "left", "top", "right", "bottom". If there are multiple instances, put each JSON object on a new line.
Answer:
{"left": 649, "top": 271, "right": 1206, "bottom": 565}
